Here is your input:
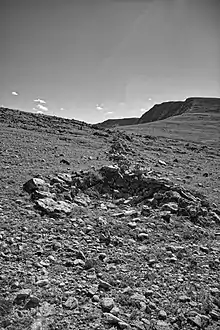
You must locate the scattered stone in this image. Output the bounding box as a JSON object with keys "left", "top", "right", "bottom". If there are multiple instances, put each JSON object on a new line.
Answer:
{"left": 63, "top": 296, "right": 78, "bottom": 309}
{"left": 141, "top": 205, "right": 151, "bottom": 216}
{"left": 24, "top": 296, "right": 41, "bottom": 309}
{"left": 104, "top": 312, "right": 122, "bottom": 325}
{"left": 130, "top": 293, "right": 146, "bottom": 303}
{"left": 158, "top": 160, "right": 167, "bottom": 166}
{"left": 155, "top": 321, "right": 171, "bottom": 330}
{"left": 118, "top": 321, "right": 131, "bottom": 329}
{"left": 200, "top": 246, "right": 209, "bottom": 253}
{"left": 48, "top": 255, "right": 56, "bottom": 262}
{"left": 23, "top": 178, "right": 48, "bottom": 194}
{"left": 209, "top": 310, "right": 219, "bottom": 320}
{"left": 88, "top": 285, "right": 99, "bottom": 297}
{"left": 210, "top": 211, "right": 220, "bottom": 224}
{"left": 60, "top": 159, "right": 70, "bottom": 165}
{"left": 0, "top": 298, "right": 13, "bottom": 316}
{"left": 161, "top": 202, "right": 178, "bottom": 213}
{"left": 160, "top": 211, "right": 171, "bottom": 222}
{"left": 31, "top": 318, "right": 44, "bottom": 330}
{"left": 98, "top": 253, "right": 107, "bottom": 261}
{"left": 124, "top": 209, "right": 139, "bottom": 217}
{"left": 99, "top": 280, "right": 111, "bottom": 291}
{"left": 188, "top": 315, "right": 202, "bottom": 327}
{"left": 210, "top": 287, "right": 220, "bottom": 296}
{"left": 35, "top": 198, "right": 75, "bottom": 214}
{"left": 92, "top": 295, "right": 100, "bottom": 302}
{"left": 128, "top": 221, "right": 137, "bottom": 228}
{"left": 179, "top": 295, "right": 191, "bottom": 302}
{"left": 74, "top": 195, "right": 89, "bottom": 207}
{"left": 111, "top": 306, "right": 120, "bottom": 316}
{"left": 74, "top": 259, "right": 86, "bottom": 267}
{"left": 144, "top": 289, "right": 154, "bottom": 297}
{"left": 36, "top": 279, "right": 49, "bottom": 287}
{"left": 101, "top": 297, "right": 115, "bottom": 312}
{"left": 138, "top": 233, "right": 149, "bottom": 241}
{"left": 158, "top": 310, "right": 167, "bottom": 320}
{"left": 14, "top": 289, "right": 32, "bottom": 303}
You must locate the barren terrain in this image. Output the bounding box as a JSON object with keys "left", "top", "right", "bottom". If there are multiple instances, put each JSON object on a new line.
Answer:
{"left": 0, "top": 108, "right": 219, "bottom": 330}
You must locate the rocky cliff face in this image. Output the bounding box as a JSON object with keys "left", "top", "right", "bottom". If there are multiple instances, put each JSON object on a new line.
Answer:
{"left": 137, "top": 101, "right": 184, "bottom": 124}
{"left": 180, "top": 97, "right": 220, "bottom": 114}
{"left": 97, "top": 97, "right": 220, "bottom": 128}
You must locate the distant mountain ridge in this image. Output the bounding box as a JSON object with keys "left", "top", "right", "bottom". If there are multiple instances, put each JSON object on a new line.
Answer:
{"left": 97, "top": 97, "right": 220, "bottom": 128}
{"left": 95, "top": 117, "right": 139, "bottom": 128}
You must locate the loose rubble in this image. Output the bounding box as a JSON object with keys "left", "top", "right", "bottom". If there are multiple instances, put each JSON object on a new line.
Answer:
{"left": 0, "top": 138, "right": 219, "bottom": 330}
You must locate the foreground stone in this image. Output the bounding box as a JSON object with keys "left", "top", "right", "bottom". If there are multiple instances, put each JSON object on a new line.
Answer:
{"left": 35, "top": 198, "right": 76, "bottom": 214}
{"left": 23, "top": 178, "right": 48, "bottom": 194}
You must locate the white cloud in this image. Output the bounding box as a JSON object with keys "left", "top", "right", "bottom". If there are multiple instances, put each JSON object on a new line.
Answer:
{"left": 60, "top": 107, "right": 64, "bottom": 111}
{"left": 96, "top": 104, "right": 104, "bottom": 110}
{"left": 36, "top": 111, "right": 44, "bottom": 114}
{"left": 12, "top": 91, "right": 18, "bottom": 96}
{"left": 34, "top": 98, "right": 46, "bottom": 104}
{"left": 148, "top": 97, "right": 152, "bottom": 101}
{"left": 140, "top": 108, "right": 146, "bottom": 112}
{"left": 106, "top": 111, "right": 114, "bottom": 115}
{"left": 36, "top": 104, "right": 48, "bottom": 111}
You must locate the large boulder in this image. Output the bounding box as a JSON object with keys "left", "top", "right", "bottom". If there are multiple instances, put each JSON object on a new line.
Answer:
{"left": 23, "top": 178, "right": 49, "bottom": 194}
{"left": 35, "top": 198, "right": 76, "bottom": 214}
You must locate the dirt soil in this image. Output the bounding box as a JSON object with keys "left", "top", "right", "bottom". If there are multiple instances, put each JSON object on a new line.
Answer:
{"left": 0, "top": 108, "right": 220, "bottom": 330}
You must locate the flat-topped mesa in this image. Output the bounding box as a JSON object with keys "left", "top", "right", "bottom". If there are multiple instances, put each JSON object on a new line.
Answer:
{"left": 183, "top": 97, "right": 220, "bottom": 114}
{"left": 96, "top": 97, "right": 220, "bottom": 128}
{"left": 138, "top": 97, "right": 220, "bottom": 124}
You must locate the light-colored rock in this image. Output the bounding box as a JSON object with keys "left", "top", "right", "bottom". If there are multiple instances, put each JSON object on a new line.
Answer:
{"left": 35, "top": 198, "right": 75, "bottom": 214}
{"left": 36, "top": 279, "right": 49, "bottom": 287}
{"left": 161, "top": 202, "right": 178, "bottom": 213}
{"left": 99, "top": 279, "right": 111, "bottom": 290}
{"left": 57, "top": 173, "right": 72, "bottom": 183}
{"left": 158, "top": 310, "right": 167, "bottom": 320}
{"left": 103, "top": 312, "right": 122, "bottom": 324}
{"left": 155, "top": 320, "right": 171, "bottom": 330}
{"left": 101, "top": 297, "right": 115, "bottom": 312}
{"left": 179, "top": 295, "right": 190, "bottom": 302}
{"left": 14, "top": 289, "right": 32, "bottom": 302}
{"left": 63, "top": 296, "right": 78, "bottom": 309}
{"left": 23, "top": 178, "right": 48, "bottom": 193}
{"left": 209, "top": 310, "right": 219, "bottom": 320}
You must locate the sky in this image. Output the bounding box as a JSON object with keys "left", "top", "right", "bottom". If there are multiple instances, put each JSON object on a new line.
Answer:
{"left": 1, "top": 0, "right": 220, "bottom": 123}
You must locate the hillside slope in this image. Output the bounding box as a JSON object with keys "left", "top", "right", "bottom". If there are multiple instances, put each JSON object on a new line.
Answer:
{"left": 0, "top": 104, "right": 220, "bottom": 329}
{"left": 119, "top": 112, "right": 220, "bottom": 149}
{"left": 0, "top": 107, "right": 90, "bottom": 134}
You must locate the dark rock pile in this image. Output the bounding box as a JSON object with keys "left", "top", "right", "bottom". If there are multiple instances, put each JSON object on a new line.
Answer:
{"left": 23, "top": 137, "right": 220, "bottom": 225}
{"left": 23, "top": 163, "right": 219, "bottom": 227}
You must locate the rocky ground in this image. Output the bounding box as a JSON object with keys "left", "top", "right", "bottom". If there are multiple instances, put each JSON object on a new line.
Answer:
{"left": 0, "top": 109, "right": 220, "bottom": 330}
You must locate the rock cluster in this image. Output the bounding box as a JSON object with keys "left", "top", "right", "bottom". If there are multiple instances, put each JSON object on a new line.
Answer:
{"left": 23, "top": 161, "right": 219, "bottom": 227}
